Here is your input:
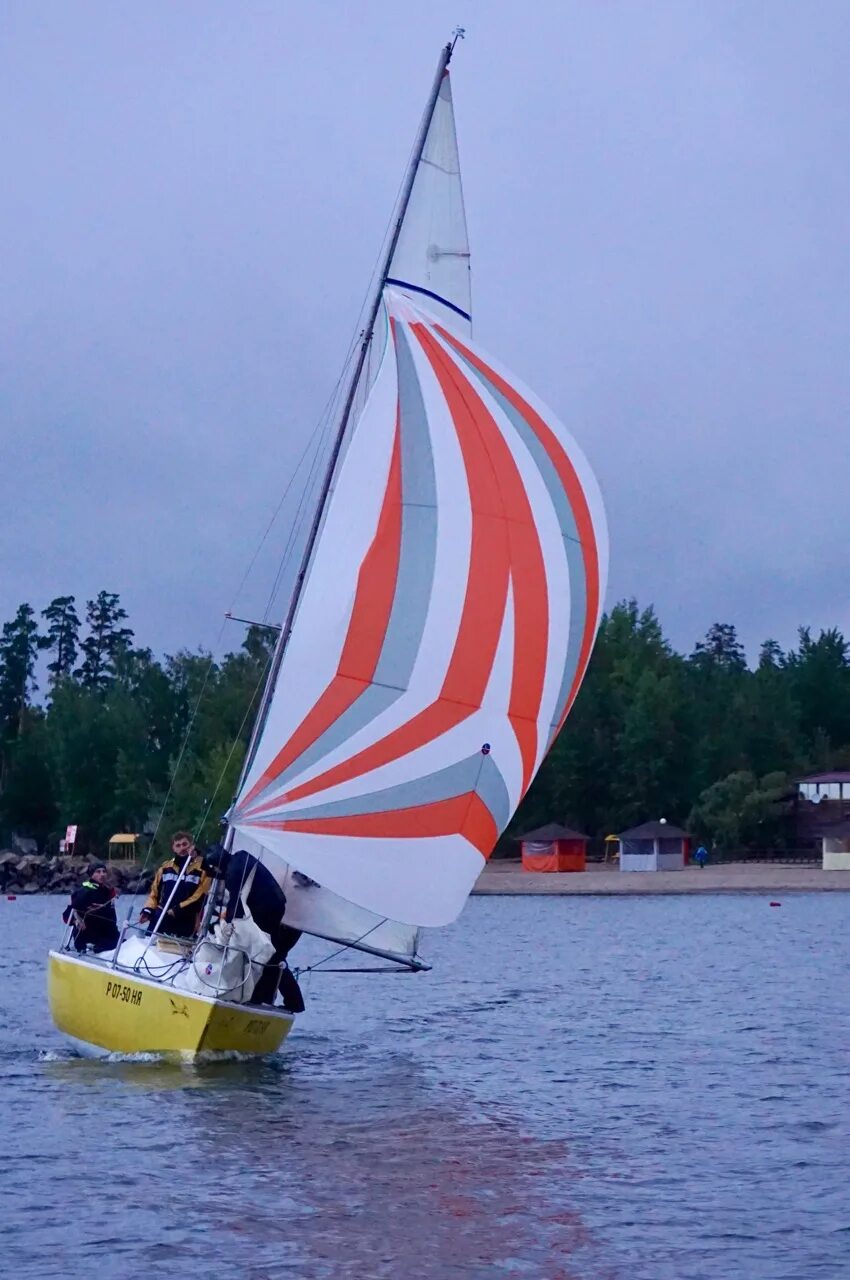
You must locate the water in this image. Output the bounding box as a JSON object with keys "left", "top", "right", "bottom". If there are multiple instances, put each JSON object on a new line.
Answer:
{"left": 1, "top": 893, "right": 848, "bottom": 1279}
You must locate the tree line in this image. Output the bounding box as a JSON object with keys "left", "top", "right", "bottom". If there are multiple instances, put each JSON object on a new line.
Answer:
{"left": 515, "top": 602, "right": 850, "bottom": 851}
{"left": 0, "top": 591, "right": 274, "bottom": 856}
{"left": 1, "top": 593, "right": 848, "bottom": 856}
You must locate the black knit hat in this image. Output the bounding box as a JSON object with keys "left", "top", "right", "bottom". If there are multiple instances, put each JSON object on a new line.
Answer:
{"left": 203, "top": 843, "right": 231, "bottom": 874}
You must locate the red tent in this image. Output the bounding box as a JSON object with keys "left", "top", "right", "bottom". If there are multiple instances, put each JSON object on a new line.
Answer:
{"left": 518, "top": 823, "right": 588, "bottom": 873}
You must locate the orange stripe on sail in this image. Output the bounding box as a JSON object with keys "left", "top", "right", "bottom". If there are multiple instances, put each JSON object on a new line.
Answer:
{"left": 418, "top": 326, "right": 548, "bottom": 792}
{"left": 414, "top": 326, "right": 511, "bottom": 709}
{"left": 338, "top": 429, "right": 403, "bottom": 681}
{"left": 248, "top": 790, "right": 498, "bottom": 857}
{"left": 238, "top": 417, "right": 404, "bottom": 813}
{"left": 436, "top": 325, "right": 600, "bottom": 729}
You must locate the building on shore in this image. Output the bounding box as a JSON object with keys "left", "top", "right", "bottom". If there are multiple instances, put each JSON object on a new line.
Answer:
{"left": 794, "top": 773, "right": 850, "bottom": 849}
{"left": 517, "top": 824, "right": 588, "bottom": 873}
{"left": 821, "top": 819, "right": 850, "bottom": 871}
{"left": 618, "top": 820, "right": 689, "bottom": 872}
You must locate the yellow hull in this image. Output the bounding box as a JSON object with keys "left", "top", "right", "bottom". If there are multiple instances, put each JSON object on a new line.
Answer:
{"left": 48, "top": 951, "right": 294, "bottom": 1058}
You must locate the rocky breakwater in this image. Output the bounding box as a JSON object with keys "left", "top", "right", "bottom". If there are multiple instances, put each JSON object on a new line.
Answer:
{"left": 0, "top": 852, "right": 153, "bottom": 898}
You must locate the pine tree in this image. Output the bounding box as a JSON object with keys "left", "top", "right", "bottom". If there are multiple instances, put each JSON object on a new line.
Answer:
{"left": 41, "top": 595, "right": 80, "bottom": 685}
{"left": 77, "top": 591, "right": 134, "bottom": 690}
{"left": 786, "top": 627, "right": 850, "bottom": 761}
{"left": 0, "top": 604, "right": 42, "bottom": 744}
{"left": 691, "top": 622, "right": 747, "bottom": 670}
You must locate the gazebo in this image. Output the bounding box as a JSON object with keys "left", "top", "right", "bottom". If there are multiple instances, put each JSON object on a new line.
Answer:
{"left": 821, "top": 819, "right": 850, "bottom": 871}
{"left": 108, "top": 833, "right": 140, "bottom": 863}
{"left": 618, "top": 820, "right": 688, "bottom": 872}
{"left": 517, "top": 823, "right": 588, "bottom": 873}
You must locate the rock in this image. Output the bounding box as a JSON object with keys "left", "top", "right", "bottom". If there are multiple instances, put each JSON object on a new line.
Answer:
{"left": 0, "top": 852, "right": 154, "bottom": 896}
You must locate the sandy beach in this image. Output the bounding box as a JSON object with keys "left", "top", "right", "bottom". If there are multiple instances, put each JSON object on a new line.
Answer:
{"left": 472, "top": 859, "right": 850, "bottom": 895}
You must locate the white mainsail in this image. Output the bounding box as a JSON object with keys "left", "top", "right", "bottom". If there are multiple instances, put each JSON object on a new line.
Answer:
{"left": 229, "top": 58, "right": 608, "bottom": 949}
{"left": 386, "top": 72, "right": 471, "bottom": 333}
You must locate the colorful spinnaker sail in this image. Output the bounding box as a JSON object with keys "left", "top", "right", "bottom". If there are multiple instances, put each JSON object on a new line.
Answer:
{"left": 230, "top": 67, "right": 608, "bottom": 931}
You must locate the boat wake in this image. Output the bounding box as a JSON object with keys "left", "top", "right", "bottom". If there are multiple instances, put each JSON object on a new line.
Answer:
{"left": 39, "top": 1043, "right": 266, "bottom": 1065}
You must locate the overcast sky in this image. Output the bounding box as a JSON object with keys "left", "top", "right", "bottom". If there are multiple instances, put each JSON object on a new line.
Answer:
{"left": 2, "top": 1, "right": 849, "bottom": 666}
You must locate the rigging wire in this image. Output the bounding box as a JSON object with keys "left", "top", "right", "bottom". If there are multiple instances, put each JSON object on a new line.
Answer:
{"left": 292, "top": 918, "right": 391, "bottom": 977}
{"left": 190, "top": 655, "right": 273, "bottom": 838}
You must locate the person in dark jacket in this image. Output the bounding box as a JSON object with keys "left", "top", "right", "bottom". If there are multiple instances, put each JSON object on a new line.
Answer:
{"left": 203, "top": 846, "right": 303, "bottom": 1010}
{"left": 65, "top": 862, "right": 119, "bottom": 953}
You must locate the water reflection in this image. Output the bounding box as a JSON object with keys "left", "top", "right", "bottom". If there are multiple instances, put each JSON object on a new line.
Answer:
{"left": 200, "top": 1053, "right": 599, "bottom": 1279}
{"left": 41, "top": 1048, "right": 608, "bottom": 1279}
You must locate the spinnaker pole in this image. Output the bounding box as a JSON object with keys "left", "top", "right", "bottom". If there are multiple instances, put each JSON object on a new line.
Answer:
{"left": 229, "top": 39, "right": 458, "bottom": 810}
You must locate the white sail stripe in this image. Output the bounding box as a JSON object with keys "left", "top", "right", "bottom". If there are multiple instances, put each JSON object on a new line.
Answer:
{"left": 239, "top": 323, "right": 400, "bottom": 801}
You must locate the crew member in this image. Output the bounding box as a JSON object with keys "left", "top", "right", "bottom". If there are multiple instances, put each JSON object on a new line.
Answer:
{"left": 65, "top": 862, "right": 119, "bottom": 953}
{"left": 203, "top": 845, "right": 304, "bottom": 1011}
{"left": 140, "top": 831, "right": 210, "bottom": 938}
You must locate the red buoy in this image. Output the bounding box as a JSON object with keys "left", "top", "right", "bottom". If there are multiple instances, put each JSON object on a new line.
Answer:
{"left": 769, "top": 901, "right": 781, "bottom": 907}
{"left": 6, "top": 894, "right": 16, "bottom": 901}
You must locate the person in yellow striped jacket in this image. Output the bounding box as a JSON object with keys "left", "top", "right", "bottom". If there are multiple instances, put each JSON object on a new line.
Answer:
{"left": 139, "top": 831, "right": 211, "bottom": 938}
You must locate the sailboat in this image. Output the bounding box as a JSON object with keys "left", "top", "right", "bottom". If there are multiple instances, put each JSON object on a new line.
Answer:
{"left": 48, "top": 35, "right": 608, "bottom": 1058}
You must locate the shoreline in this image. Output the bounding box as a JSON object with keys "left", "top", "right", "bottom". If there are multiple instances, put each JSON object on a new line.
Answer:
{"left": 472, "top": 860, "right": 850, "bottom": 896}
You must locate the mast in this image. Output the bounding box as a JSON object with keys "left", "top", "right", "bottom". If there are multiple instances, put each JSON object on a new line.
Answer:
{"left": 229, "top": 39, "right": 459, "bottom": 814}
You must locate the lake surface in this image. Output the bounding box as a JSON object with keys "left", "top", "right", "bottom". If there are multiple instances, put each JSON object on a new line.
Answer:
{"left": 1, "top": 892, "right": 848, "bottom": 1279}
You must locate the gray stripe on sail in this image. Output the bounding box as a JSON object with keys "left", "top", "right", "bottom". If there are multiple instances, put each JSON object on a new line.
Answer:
{"left": 255, "top": 750, "right": 511, "bottom": 832}
{"left": 476, "top": 754, "right": 512, "bottom": 833}
{"left": 548, "top": 532, "right": 588, "bottom": 733}
{"left": 374, "top": 325, "right": 439, "bottom": 689}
